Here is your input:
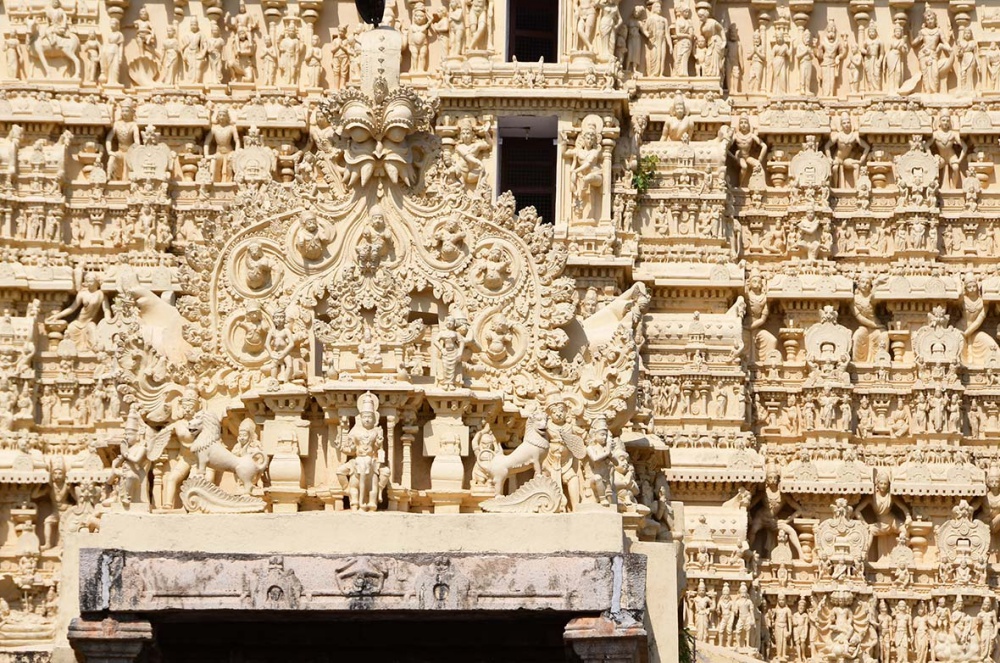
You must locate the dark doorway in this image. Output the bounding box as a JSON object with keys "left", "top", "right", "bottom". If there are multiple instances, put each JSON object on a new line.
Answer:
{"left": 151, "top": 614, "right": 577, "bottom": 662}
{"left": 507, "top": 0, "right": 558, "bottom": 62}
{"left": 498, "top": 120, "right": 558, "bottom": 224}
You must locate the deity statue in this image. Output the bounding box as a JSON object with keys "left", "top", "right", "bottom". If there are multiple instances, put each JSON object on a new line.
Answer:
{"left": 746, "top": 32, "right": 765, "bottom": 92}
{"left": 244, "top": 242, "right": 276, "bottom": 291}
{"left": 770, "top": 32, "right": 790, "bottom": 95}
{"left": 447, "top": 117, "right": 491, "bottom": 189}
{"left": 697, "top": 6, "right": 725, "bottom": 81}
{"left": 45, "top": 273, "right": 109, "bottom": 353}
{"left": 825, "top": 113, "right": 870, "bottom": 188}
{"left": 405, "top": 6, "right": 433, "bottom": 74}
{"left": 795, "top": 30, "right": 816, "bottom": 96}
{"left": 106, "top": 99, "right": 140, "bottom": 181}
{"left": 660, "top": 94, "right": 694, "bottom": 141}
{"left": 277, "top": 21, "right": 303, "bottom": 87}
{"left": 930, "top": 112, "right": 967, "bottom": 189}
{"left": 181, "top": 19, "right": 206, "bottom": 83}
{"left": 158, "top": 25, "right": 181, "bottom": 84}
{"left": 295, "top": 211, "right": 330, "bottom": 262}
{"left": 265, "top": 310, "right": 303, "bottom": 384}
{"left": 954, "top": 27, "right": 979, "bottom": 92}
{"left": 644, "top": 0, "right": 669, "bottom": 77}
{"left": 203, "top": 109, "right": 241, "bottom": 183}
{"left": 748, "top": 465, "right": 805, "bottom": 558}
{"left": 204, "top": 22, "right": 225, "bottom": 85}
{"left": 959, "top": 274, "right": 999, "bottom": 365}
{"left": 303, "top": 35, "right": 323, "bottom": 88}
{"left": 911, "top": 12, "right": 952, "bottom": 94}
{"left": 434, "top": 315, "right": 467, "bottom": 390}
{"left": 859, "top": 24, "right": 884, "bottom": 92}
{"left": 671, "top": 7, "right": 694, "bottom": 75}
{"left": 566, "top": 123, "right": 604, "bottom": 222}
{"left": 725, "top": 24, "right": 743, "bottom": 92}
{"left": 885, "top": 24, "right": 909, "bottom": 93}
{"left": 336, "top": 392, "right": 390, "bottom": 512}
{"left": 816, "top": 20, "right": 845, "bottom": 96}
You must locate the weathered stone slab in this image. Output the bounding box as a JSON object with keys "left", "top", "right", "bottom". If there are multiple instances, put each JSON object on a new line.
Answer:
{"left": 80, "top": 549, "right": 646, "bottom": 615}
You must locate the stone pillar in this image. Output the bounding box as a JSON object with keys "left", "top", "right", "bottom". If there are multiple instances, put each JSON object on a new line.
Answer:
{"left": 564, "top": 616, "right": 647, "bottom": 663}
{"left": 68, "top": 616, "right": 153, "bottom": 663}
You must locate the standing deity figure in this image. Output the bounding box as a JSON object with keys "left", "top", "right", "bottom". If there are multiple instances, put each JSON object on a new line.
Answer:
{"left": 795, "top": 30, "right": 817, "bottom": 95}
{"left": 954, "top": 27, "right": 978, "bottom": 92}
{"left": 337, "top": 392, "right": 389, "bottom": 512}
{"left": 911, "top": 11, "right": 952, "bottom": 94}
{"left": 158, "top": 25, "right": 181, "bottom": 84}
{"left": 625, "top": 6, "right": 647, "bottom": 76}
{"left": 464, "top": 0, "right": 491, "bottom": 52}
{"left": 575, "top": 0, "right": 597, "bottom": 51}
{"left": 204, "top": 22, "right": 225, "bottom": 85}
{"left": 100, "top": 18, "right": 124, "bottom": 85}
{"left": 303, "top": 34, "right": 323, "bottom": 88}
{"left": 566, "top": 123, "right": 604, "bottom": 222}
{"left": 851, "top": 272, "right": 887, "bottom": 363}
{"left": 690, "top": 580, "right": 714, "bottom": 641}
{"left": 182, "top": 19, "right": 206, "bottom": 83}
{"left": 644, "top": 0, "right": 669, "bottom": 77}
{"left": 770, "top": 595, "right": 793, "bottom": 660}
{"left": 725, "top": 24, "right": 743, "bottom": 92}
{"left": 986, "top": 42, "right": 1000, "bottom": 92}
{"left": 816, "top": 20, "right": 845, "bottom": 96}
{"left": 770, "top": 32, "right": 790, "bottom": 95}
{"left": 259, "top": 35, "right": 278, "bottom": 86}
{"left": 593, "top": 0, "right": 622, "bottom": 64}
{"left": 671, "top": 7, "right": 694, "bottom": 75}
{"left": 447, "top": 117, "right": 491, "bottom": 189}
{"left": 544, "top": 396, "right": 586, "bottom": 510}
{"left": 203, "top": 109, "right": 241, "bottom": 183}
{"left": 746, "top": 32, "right": 765, "bottom": 92}
{"left": 131, "top": 7, "right": 156, "bottom": 57}
{"left": 434, "top": 315, "right": 467, "bottom": 390}
{"left": 860, "top": 24, "right": 884, "bottom": 92}
{"left": 277, "top": 21, "right": 303, "bottom": 86}
{"left": 885, "top": 24, "right": 909, "bottom": 93}
{"left": 265, "top": 310, "right": 303, "bottom": 383}
{"left": 106, "top": 99, "right": 141, "bottom": 181}
{"left": 697, "top": 6, "right": 725, "bottom": 80}
{"left": 331, "top": 26, "right": 353, "bottom": 84}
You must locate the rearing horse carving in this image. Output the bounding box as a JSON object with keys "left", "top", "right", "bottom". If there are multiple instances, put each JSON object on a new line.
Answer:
{"left": 28, "top": 19, "right": 81, "bottom": 79}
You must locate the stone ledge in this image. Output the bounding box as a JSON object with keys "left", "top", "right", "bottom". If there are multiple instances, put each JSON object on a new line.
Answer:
{"left": 79, "top": 549, "right": 646, "bottom": 616}
{"left": 90, "top": 511, "right": 627, "bottom": 555}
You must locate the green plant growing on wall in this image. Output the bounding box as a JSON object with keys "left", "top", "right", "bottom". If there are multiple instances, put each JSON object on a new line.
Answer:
{"left": 678, "top": 625, "right": 696, "bottom": 663}
{"left": 632, "top": 155, "right": 659, "bottom": 194}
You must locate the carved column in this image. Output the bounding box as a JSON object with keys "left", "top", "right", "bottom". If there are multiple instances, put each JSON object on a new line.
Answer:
{"left": 68, "top": 617, "right": 152, "bottom": 663}
{"left": 257, "top": 387, "right": 311, "bottom": 513}
{"left": 564, "top": 616, "right": 647, "bottom": 663}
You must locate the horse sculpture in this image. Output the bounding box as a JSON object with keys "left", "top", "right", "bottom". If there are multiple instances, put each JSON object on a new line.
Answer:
{"left": 28, "top": 20, "right": 81, "bottom": 79}
{"left": 487, "top": 410, "right": 550, "bottom": 496}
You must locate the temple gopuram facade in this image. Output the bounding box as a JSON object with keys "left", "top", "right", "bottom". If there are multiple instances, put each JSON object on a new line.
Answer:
{"left": 0, "top": 0, "right": 998, "bottom": 660}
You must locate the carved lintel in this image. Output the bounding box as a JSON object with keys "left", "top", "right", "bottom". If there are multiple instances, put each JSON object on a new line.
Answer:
{"left": 68, "top": 616, "right": 152, "bottom": 663}
{"left": 564, "top": 616, "right": 647, "bottom": 663}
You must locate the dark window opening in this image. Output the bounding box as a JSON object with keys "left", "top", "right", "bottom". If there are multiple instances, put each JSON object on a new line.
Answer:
{"left": 151, "top": 614, "right": 578, "bottom": 662}
{"left": 499, "top": 136, "right": 557, "bottom": 225}
{"left": 508, "top": 0, "right": 558, "bottom": 62}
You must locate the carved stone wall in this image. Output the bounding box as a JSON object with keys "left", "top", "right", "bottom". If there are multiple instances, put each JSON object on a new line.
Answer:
{"left": 2, "top": 0, "right": 1000, "bottom": 661}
